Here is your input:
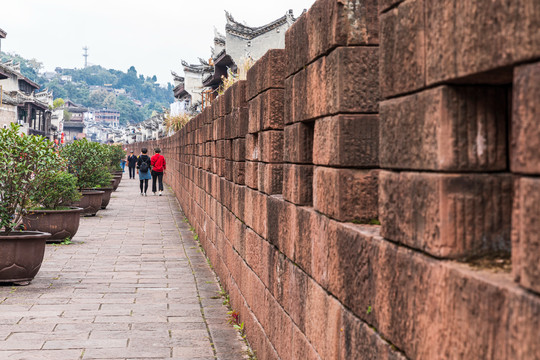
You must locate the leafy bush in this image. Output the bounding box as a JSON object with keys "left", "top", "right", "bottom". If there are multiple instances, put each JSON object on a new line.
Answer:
{"left": 61, "top": 138, "right": 112, "bottom": 189}
{"left": 0, "top": 123, "right": 64, "bottom": 233}
{"left": 29, "top": 171, "right": 81, "bottom": 210}
{"left": 104, "top": 144, "right": 126, "bottom": 172}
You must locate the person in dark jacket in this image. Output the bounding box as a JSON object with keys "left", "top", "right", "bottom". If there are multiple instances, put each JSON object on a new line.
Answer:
{"left": 137, "top": 148, "right": 152, "bottom": 196}
{"left": 127, "top": 150, "right": 138, "bottom": 179}
{"left": 150, "top": 147, "right": 166, "bottom": 196}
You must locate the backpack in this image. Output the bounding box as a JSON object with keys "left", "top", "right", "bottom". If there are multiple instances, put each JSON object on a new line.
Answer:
{"left": 140, "top": 159, "right": 149, "bottom": 173}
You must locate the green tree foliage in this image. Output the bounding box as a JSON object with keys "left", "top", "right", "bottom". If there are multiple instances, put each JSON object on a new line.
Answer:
{"left": 0, "top": 123, "right": 65, "bottom": 233}
{"left": 61, "top": 139, "right": 112, "bottom": 189}
{"left": 29, "top": 171, "right": 80, "bottom": 210}
{"left": 63, "top": 110, "right": 72, "bottom": 121}
{"left": 52, "top": 98, "right": 65, "bottom": 109}
{"left": 0, "top": 53, "right": 173, "bottom": 125}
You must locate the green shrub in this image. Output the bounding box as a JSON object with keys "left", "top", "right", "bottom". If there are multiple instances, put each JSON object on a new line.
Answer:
{"left": 103, "top": 144, "right": 125, "bottom": 172}
{"left": 61, "top": 138, "right": 112, "bottom": 189}
{"left": 0, "top": 123, "right": 64, "bottom": 233}
{"left": 29, "top": 171, "right": 81, "bottom": 210}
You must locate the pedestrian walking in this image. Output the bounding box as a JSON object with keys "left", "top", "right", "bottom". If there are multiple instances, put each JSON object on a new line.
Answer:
{"left": 151, "top": 147, "right": 166, "bottom": 196}
{"left": 127, "top": 150, "right": 138, "bottom": 179}
{"left": 120, "top": 149, "right": 127, "bottom": 172}
{"left": 137, "top": 148, "right": 152, "bottom": 196}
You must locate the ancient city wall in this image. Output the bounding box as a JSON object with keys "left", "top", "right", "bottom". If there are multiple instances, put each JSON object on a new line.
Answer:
{"left": 128, "top": 0, "right": 540, "bottom": 358}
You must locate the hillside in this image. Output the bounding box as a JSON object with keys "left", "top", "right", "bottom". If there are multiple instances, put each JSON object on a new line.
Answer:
{"left": 0, "top": 53, "right": 174, "bottom": 125}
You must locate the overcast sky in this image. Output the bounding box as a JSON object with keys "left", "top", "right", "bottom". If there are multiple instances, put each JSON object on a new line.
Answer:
{"left": 0, "top": 0, "right": 314, "bottom": 86}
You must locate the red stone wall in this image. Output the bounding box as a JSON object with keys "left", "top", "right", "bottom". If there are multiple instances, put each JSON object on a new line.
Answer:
{"left": 127, "top": 0, "right": 540, "bottom": 358}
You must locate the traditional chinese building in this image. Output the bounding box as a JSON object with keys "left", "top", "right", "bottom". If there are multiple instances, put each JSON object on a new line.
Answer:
{"left": 62, "top": 100, "right": 87, "bottom": 142}
{"left": 0, "top": 60, "right": 52, "bottom": 138}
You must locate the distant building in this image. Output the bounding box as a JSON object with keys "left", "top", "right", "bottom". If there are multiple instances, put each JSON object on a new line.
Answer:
{"left": 0, "top": 59, "right": 52, "bottom": 138}
{"left": 0, "top": 27, "right": 6, "bottom": 53}
{"left": 95, "top": 108, "right": 120, "bottom": 128}
{"left": 62, "top": 100, "right": 87, "bottom": 142}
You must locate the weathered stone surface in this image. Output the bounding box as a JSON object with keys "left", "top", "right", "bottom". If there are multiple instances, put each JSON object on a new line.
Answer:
{"left": 314, "top": 114, "right": 379, "bottom": 167}
{"left": 248, "top": 89, "right": 284, "bottom": 134}
{"left": 283, "top": 122, "right": 314, "bottom": 164}
{"left": 379, "top": 0, "right": 405, "bottom": 13}
{"left": 380, "top": 0, "right": 425, "bottom": 98}
{"left": 511, "top": 62, "right": 540, "bottom": 174}
{"left": 513, "top": 176, "right": 540, "bottom": 294}
{"left": 380, "top": 170, "right": 512, "bottom": 259}
{"left": 286, "top": 0, "right": 379, "bottom": 76}
{"left": 282, "top": 164, "right": 313, "bottom": 206}
{"left": 380, "top": 86, "right": 507, "bottom": 171}
{"left": 245, "top": 161, "right": 259, "bottom": 189}
{"left": 425, "top": 0, "right": 540, "bottom": 86}
{"left": 288, "top": 46, "right": 379, "bottom": 123}
{"left": 246, "top": 49, "right": 286, "bottom": 101}
{"left": 245, "top": 134, "right": 259, "bottom": 161}
{"left": 258, "top": 163, "right": 283, "bottom": 195}
{"left": 259, "top": 130, "right": 283, "bottom": 163}
{"left": 313, "top": 167, "right": 378, "bottom": 222}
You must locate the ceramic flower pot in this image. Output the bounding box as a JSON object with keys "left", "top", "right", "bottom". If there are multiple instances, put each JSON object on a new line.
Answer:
{"left": 23, "top": 207, "right": 83, "bottom": 242}
{"left": 71, "top": 190, "right": 104, "bottom": 216}
{"left": 0, "top": 231, "right": 51, "bottom": 284}
{"left": 83, "top": 187, "right": 113, "bottom": 209}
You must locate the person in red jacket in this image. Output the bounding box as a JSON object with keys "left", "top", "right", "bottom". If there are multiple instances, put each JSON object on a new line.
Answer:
{"left": 150, "top": 147, "right": 166, "bottom": 196}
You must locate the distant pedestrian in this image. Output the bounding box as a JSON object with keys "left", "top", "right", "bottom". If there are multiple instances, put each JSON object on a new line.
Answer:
{"left": 120, "top": 149, "right": 127, "bottom": 172}
{"left": 137, "top": 148, "right": 152, "bottom": 196}
{"left": 151, "top": 147, "right": 166, "bottom": 196}
{"left": 127, "top": 150, "right": 138, "bottom": 179}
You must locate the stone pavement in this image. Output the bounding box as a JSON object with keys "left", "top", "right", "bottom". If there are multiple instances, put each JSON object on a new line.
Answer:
{"left": 0, "top": 174, "right": 249, "bottom": 360}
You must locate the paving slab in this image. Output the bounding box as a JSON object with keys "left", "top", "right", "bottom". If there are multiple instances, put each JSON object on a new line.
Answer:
{"left": 0, "top": 174, "right": 249, "bottom": 359}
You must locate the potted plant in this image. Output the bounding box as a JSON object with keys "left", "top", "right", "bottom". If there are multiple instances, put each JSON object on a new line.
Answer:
{"left": 0, "top": 123, "right": 61, "bottom": 284}
{"left": 23, "top": 170, "right": 83, "bottom": 242}
{"left": 105, "top": 144, "right": 126, "bottom": 189}
{"left": 61, "top": 139, "right": 111, "bottom": 216}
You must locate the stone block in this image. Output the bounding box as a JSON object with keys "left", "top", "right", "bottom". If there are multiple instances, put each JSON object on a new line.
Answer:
{"left": 259, "top": 130, "right": 283, "bottom": 163}
{"left": 231, "top": 80, "right": 247, "bottom": 109}
{"left": 246, "top": 49, "right": 286, "bottom": 100}
{"left": 258, "top": 163, "right": 283, "bottom": 195}
{"left": 232, "top": 138, "right": 245, "bottom": 162}
{"left": 223, "top": 139, "right": 232, "bottom": 160}
{"left": 232, "top": 161, "right": 245, "bottom": 185}
{"left": 380, "top": 0, "right": 425, "bottom": 98}
{"left": 379, "top": 170, "right": 512, "bottom": 259}
{"left": 232, "top": 107, "right": 249, "bottom": 138}
{"left": 283, "top": 122, "right": 313, "bottom": 164}
{"left": 245, "top": 134, "right": 259, "bottom": 161}
{"left": 288, "top": 46, "right": 379, "bottom": 123}
{"left": 286, "top": 0, "right": 379, "bottom": 76}
{"left": 313, "top": 167, "right": 378, "bottom": 222}
{"left": 245, "top": 161, "right": 259, "bottom": 189}
{"left": 380, "top": 86, "right": 508, "bottom": 171}
{"left": 511, "top": 62, "right": 540, "bottom": 175}
{"left": 425, "top": 0, "right": 540, "bottom": 86}
{"left": 513, "top": 176, "right": 540, "bottom": 294}
{"left": 282, "top": 164, "right": 313, "bottom": 206}
{"left": 248, "top": 89, "right": 284, "bottom": 134}
{"left": 266, "top": 196, "right": 296, "bottom": 259}
{"left": 314, "top": 114, "right": 379, "bottom": 167}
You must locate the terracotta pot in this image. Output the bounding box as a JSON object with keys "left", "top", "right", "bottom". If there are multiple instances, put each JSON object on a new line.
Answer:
{"left": 23, "top": 207, "right": 83, "bottom": 242}
{"left": 83, "top": 187, "right": 113, "bottom": 209}
{"left": 0, "top": 231, "right": 50, "bottom": 284}
{"left": 71, "top": 190, "right": 104, "bottom": 216}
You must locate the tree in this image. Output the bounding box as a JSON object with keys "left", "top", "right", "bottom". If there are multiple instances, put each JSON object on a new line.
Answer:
{"left": 53, "top": 98, "right": 65, "bottom": 109}
{"left": 63, "top": 110, "right": 72, "bottom": 121}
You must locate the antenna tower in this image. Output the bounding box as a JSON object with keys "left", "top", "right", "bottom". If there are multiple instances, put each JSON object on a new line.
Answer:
{"left": 82, "top": 46, "right": 89, "bottom": 68}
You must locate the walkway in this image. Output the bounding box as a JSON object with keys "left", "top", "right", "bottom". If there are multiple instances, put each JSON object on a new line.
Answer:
{"left": 0, "top": 174, "right": 248, "bottom": 359}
